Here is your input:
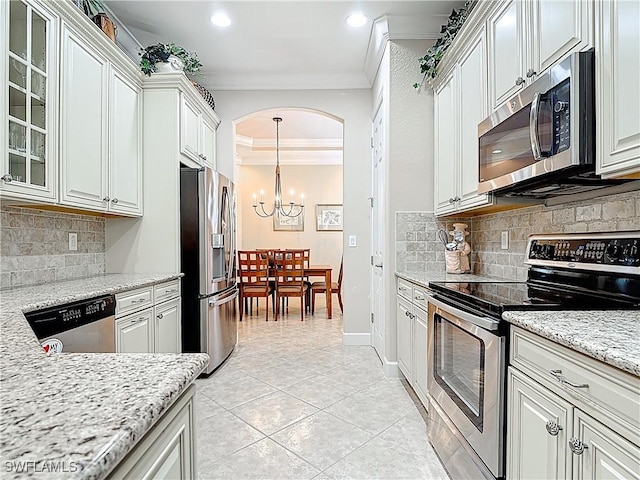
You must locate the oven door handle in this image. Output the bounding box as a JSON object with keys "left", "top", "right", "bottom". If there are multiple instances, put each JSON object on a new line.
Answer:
{"left": 428, "top": 295, "right": 500, "bottom": 331}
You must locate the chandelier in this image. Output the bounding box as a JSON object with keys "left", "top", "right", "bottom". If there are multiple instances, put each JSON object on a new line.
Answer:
{"left": 252, "top": 117, "right": 304, "bottom": 218}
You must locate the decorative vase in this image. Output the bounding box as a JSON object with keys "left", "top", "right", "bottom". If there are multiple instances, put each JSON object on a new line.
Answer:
{"left": 92, "top": 13, "right": 116, "bottom": 42}
{"left": 155, "top": 55, "right": 184, "bottom": 74}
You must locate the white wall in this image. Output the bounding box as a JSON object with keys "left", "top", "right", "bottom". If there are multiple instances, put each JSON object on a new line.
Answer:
{"left": 373, "top": 40, "right": 433, "bottom": 366}
{"left": 214, "top": 89, "right": 372, "bottom": 339}
{"left": 237, "top": 163, "right": 343, "bottom": 279}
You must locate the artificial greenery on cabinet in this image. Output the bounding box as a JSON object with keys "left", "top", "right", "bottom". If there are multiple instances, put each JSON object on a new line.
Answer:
{"left": 414, "top": 1, "right": 476, "bottom": 89}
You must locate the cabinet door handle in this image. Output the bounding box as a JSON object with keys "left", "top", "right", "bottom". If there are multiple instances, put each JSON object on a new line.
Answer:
{"left": 103, "top": 196, "right": 110, "bottom": 202}
{"left": 131, "top": 298, "right": 146, "bottom": 304}
{"left": 449, "top": 197, "right": 456, "bottom": 204}
{"left": 545, "top": 420, "right": 562, "bottom": 436}
{"left": 1, "top": 174, "right": 13, "bottom": 183}
{"left": 526, "top": 68, "right": 537, "bottom": 78}
{"left": 414, "top": 294, "right": 425, "bottom": 301}
{"left": 399, "top": 286, "right": 408, "bottom": 291}
{"left": 157, "top": 313, "right": 164, "bottom": 319}
{"left": 515, "top": 76, "right": 525, "bottom": 86}
{"left": 569, "top": 438, "right": 588, "bottom": 455}
{"left": 405, "top": 310, "right": 410, "bottom": 317}
{"left": 549, "top": 369, "right": 589, "bottom": 389}
{"left": 111, "top": 198, "right": 119, "bottom": 204}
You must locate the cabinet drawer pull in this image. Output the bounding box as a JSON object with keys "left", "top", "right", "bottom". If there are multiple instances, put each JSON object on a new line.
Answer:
{"left": 399, "top": 286, "right": 408, "bottom": 291}
{"left": 164, "top": 288, "right": 178, "bottom": 294}
{"left": 111, "top": 198, "right": 119, "bottom": 204}
{"left": 103, "top": 196, "right": 110, "bottom": 202}
{"left": 526, "top": 68, "right": 537, "bottom": 78}
{"left": 157, "top": 313, "right": 164, "bottom": 319}
{"left": 545, "top": 420, "right": 562, "bottom": 436}
{"left": 133, "top": 316, "right": 146, "bottom": 324}
{"left": 131, "top": 298, "right": 147, "bottom": 304}
{"left": 569, "top": 437, "right": 587, "bottom": 455}
{"left": 549, "top": 369, "right": 589, "bottom": 389}
{"left": 515, "top": 76, "right": 525, "bottom": 86}
{"left": 414, "top": 294, "right": 425, "bottom": 301}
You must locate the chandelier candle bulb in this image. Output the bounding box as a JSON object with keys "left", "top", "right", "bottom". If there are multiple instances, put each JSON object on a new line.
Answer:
{"left": 252, "top": 193, "right": 257, "bottom": 207}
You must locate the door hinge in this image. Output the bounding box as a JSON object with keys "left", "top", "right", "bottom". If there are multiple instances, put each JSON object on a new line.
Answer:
{"left": 368, "top": 196, "right": 374, "bottom": 208}
{"left": 371, "top": 313, "right": 374, "bottom": 323}
{"left": 370, "top": 256, "right": 374, "bottom": 265}
{"left": 370, "top": 137, "right": 374, "bottom": 148}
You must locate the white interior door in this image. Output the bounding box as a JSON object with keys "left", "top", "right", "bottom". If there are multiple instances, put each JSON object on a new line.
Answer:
{"left": 371, "top": 103, "right": 385, "bottom": 361}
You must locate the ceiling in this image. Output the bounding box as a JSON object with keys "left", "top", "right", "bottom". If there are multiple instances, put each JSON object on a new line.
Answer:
{"left": 105, "top": 0, "right": 463, "bottom": 91}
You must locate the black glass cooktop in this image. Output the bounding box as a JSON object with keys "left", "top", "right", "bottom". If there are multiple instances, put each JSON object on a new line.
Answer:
{"left": 429, "top": 280, "right": 639, "bottom": 319}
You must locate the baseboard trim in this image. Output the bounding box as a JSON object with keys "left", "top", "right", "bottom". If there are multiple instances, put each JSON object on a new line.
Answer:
{"left": 342, "top": 332, "right": 371, "bottom": 346}
{"left": 383, "top": 359, "right": 401, "bottom": 378}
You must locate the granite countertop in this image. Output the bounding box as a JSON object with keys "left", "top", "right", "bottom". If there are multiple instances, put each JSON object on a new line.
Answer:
{"left": 503, "top": 310, "right": 640, "bottom": 377}
{"left": 396, "top": 270, "right": 512, "bottom": 289}
{"left": 0, "top": 274, "right": 209, "bottom": 479}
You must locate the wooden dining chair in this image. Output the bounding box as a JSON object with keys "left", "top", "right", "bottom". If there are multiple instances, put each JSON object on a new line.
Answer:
{"left": 274, "top": 250, "right": 308, "bottom": 321}
{"left": 286, "top": 249, "right": 311, "bottom": 311}
{"left": 311, "top": 256, "right": 343, "bottom": 314}
{"left": 237, "top": 250, "right": 275, "bottom": 321}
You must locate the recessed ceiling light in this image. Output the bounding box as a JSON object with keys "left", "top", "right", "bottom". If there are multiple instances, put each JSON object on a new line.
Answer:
{"left": 346, "top": 13, "right": 368, "bottom": 28}
{"left": 210, "top": 12, "right": 231, "bottom": 28}
{"left": 492, "top": 149, "right": 503, "bottom": 154}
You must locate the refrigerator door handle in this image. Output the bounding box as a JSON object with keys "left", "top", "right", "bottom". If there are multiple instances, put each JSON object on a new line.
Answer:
{"left": 208, "top": 289, "right": 238, "bottom": 307}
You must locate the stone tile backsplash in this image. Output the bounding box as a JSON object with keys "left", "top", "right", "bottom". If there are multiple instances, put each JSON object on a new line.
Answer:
{"left": 1, "top": 206, "right": 105, "bottom": 289}
{"left": 396, "top": 190, "right": 640, "bottom": 281}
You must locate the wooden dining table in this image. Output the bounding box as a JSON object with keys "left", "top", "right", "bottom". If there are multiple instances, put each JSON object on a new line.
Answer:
{"left": 303, "top": 264, "right": 333, "bottom": 319}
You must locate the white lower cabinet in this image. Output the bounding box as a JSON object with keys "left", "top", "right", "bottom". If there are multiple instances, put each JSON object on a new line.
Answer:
{"left": 396, "top": 277, "right": 429, "bottom": 408}
{"left": 115, "top": 308, "right": 153, "bottom": 353}
{"left": 115, "top": 280, "right": 182, "bottom": 354}
{"left": 507, "top": 368, "right": 572, "bottom": 480}
{"left": 507, "top": 327, "right": 640, "bottom": 480}
{"left": 154, "top": 297, "right": 181, "bottom": 354}
{"left": 107, "top": 384, "right": 196, "bottom": 480}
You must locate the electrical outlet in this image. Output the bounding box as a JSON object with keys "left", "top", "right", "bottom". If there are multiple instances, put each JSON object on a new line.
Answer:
{"left": 501, "top": 231, "right": 509, "bottom": 250}
{"left": 69, "top": 233, "right": 78, "bottom": 251}
{"left": 348, "top": 235, "right": 357, "bottom": 247}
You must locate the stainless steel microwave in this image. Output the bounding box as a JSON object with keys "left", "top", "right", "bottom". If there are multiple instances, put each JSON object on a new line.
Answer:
{"left": 477, "top": 50, "right": 596, "bottom": 197}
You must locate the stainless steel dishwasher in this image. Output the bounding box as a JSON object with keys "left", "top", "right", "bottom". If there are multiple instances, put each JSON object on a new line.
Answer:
{"left": 25, "top": 295, "right": 117, "bottom": 353}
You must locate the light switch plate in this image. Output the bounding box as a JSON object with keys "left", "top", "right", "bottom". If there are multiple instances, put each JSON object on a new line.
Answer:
{"left": 348, "top": 235, "right": 357, "bottom": 247}
{"left": 501, "top": 231, "right": 509, "bottom": 250}
{"left": 69, "top": 233, "right": 78, "bottom": 251}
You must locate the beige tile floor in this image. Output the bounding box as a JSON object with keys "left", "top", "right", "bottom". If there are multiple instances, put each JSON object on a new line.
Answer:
{"left": 195, "top": 297, "right": 449, "bottom": 480}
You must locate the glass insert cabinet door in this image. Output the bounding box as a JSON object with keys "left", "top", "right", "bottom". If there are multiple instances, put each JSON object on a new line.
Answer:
{"left": 2, "top": 0, "right": 57, "bottom": 198}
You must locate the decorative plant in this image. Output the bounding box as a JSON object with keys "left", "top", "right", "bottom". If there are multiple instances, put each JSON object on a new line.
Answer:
{"left": 79, "top": 0, "right": 107, "bottom": 17}
{"left": 139, "top": 43, "right": 203, "bottom": 77}
{"left": 413, "top": 1, "right": 476, "bottom": 89}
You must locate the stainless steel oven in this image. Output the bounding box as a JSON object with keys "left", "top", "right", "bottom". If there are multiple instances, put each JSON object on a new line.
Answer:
{"left": 427, "top": 295, "right": 506, "bottom": 480}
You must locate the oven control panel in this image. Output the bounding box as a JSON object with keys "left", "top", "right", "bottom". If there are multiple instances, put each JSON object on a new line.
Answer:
{"left": 527, "top": 235, "right": 640, "bottom": 267}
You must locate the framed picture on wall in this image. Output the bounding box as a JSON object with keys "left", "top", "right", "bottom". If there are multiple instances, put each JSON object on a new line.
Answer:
{"left": 273, "top": 210, "right": 304, "bottom": 231}
{"left": 316, "top": 204, "right": 343, "bottom": 231}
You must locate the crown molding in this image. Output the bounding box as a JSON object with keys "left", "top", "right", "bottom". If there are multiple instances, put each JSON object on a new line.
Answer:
{"left": 364, "top": 14, "right": 453, "bottom": 85}
{"left": 199, "top": 72, "right": 370, "bottom": 91}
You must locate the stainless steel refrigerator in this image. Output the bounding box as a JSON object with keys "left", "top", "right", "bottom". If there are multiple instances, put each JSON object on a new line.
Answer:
{"left": 180, "top": 166, "right": 237, "bottom": 374}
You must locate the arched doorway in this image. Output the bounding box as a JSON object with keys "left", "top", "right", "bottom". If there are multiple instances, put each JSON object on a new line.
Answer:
{"left": 233, "top": 108, "right": 344, "bottom": 309}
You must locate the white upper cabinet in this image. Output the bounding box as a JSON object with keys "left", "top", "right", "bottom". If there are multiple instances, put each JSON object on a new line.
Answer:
{"left": 487, "top": 0, "right": 526, "bottom": 109}
{"left": 488, "top": 0, "right": 593, "bottom": 111}
{"left": 109, "top": 66, "right": 142, "bottom": 215}
{"left": 532, "top": 0, "right": 592, "bottom": 75}
{"left": 180, "top": 93, "right": 217, "bottom": 168}
{"left": 595, "top": 0, "right": 640, "bottom": 178}
{"left": 1, "top": 0, "right": 58, "bottom": 201}
{"left": 60, "top": 25, "right": 109, "bottom": 210}
{"left": 434, "top": 70, "right": 457, "bottom": 215}
{"left": 434, "top": 29, "right": 492, "bottom": 216}
{"left": 59, "top": 19, "right": 142, "bottom": 216}
{"left": 201, "top": 116, "right": 216, "bottom": 170}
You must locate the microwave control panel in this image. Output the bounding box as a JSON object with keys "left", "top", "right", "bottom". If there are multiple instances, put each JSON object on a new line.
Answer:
{"left": 552, "top": 80, "right": 571, "bottom": 154}
{"left": 528, "top": 236, "right": 640, "bottom": 267}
